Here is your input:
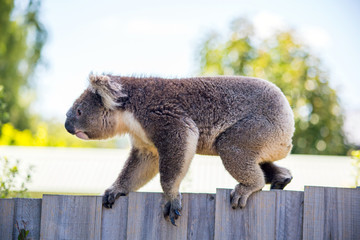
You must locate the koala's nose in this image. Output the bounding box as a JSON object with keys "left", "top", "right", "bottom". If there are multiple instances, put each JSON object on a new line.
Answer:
{"left": 66, "top": 109, "right": 72, "bottom": 118}
{"left": 65, "top": 119, "right": 75, "bottom": 134}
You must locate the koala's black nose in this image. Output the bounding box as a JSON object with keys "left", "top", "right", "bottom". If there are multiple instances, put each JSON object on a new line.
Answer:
{"left": 65, "top": 120, "right": 75, "bottom": 134}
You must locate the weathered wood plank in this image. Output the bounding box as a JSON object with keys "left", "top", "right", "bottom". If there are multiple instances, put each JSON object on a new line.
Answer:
{"left": 12, "top": 198, "right": 42, "bottom": 240}
{"left": 186, "top": 193, "right": 216, "bottom": 240}
{"left": 40, "top": 195, "right": 102, "bottom": 240}
{"left": 0, "top": 198, "right": 15, "bottom": 240}
{"left": 274, "top": 190, "right": 304, "bottom": 240}
{"left": 214, "top": 189, "right": 277, "bottom": 240}
{"left": 101, "top": 195, "right": 129, "bottom": 239}
{"left": 94, "top": 196, "right": 102, "bottom": 240}
{"left": 126, "top": 192, "right": 189, "bottom": 240}
{"left": 303, "top": 186, "right": 360, "bottom": 240}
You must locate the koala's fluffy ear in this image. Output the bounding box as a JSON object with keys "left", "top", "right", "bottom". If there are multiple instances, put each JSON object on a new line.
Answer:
{"left": 89, "top": 74, "right": 127, "bottom": 110}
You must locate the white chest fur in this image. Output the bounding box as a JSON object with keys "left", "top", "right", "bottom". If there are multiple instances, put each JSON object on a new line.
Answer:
{"left": 117, "top": 111, "right": 156, "bottom": 151}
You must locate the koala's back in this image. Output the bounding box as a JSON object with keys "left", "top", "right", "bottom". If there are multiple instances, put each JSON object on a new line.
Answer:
{"left": 119, "top": 76, "right": 294, "bottom": 158}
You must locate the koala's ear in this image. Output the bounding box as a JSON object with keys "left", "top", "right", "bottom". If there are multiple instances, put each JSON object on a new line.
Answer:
{"left": 89, "top": 74, "right": 127, "bottom": 110}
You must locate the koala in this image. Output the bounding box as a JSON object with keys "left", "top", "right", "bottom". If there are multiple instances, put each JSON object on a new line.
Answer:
{"left": 65, "top": 74, "right": 294, "bottom": 225}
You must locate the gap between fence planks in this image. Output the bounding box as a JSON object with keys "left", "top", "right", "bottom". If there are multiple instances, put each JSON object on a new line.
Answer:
{"left": 0, "top": 186, "right": 359, "bottom": 240}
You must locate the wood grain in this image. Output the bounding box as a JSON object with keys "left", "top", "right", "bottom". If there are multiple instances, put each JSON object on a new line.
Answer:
{"left": 303, "top": 186, "right": 360, "bottom": 240}
{"left": 186, "top": 193, "right": 216, "bottom": 240}
{"left": 214, "top": 188, "right": 277, "bottom": 240}
{"left": 274, "top": 190, "right": 304, "bottom": 240}
{"left": 12, "top": 198, "right": 42, "bottom": 240}
{"left": 126, "top": 192, "right": 189, "bottom": 240}
{"left": 101, "top": 195, "right": 129, "bottom": 239}
{"left": 40, "top": 195, "right": 102, "bottom": 240}
{"left": 0, "top": 198, "right": 15, "bottom": 240}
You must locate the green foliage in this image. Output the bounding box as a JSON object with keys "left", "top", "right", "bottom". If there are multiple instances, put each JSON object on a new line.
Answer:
{"left": 0, "top": 85, "right": 9, "bottom": 126}
{"left": 0, "top": 0, "right": 47, "bottom": 130}
{"left": 197, "top": 18, "right": 348, "bottom": 155}
{"left": 16, "top": 220, "right": 29, "bottom": 240}
{"left": 18, "top": 229, "right": 29, "bottom": 240}
{"left": 0, "top": 156, "right": 32, "bottom": 198}
{"left": 351, "top": 150, "right": 360, "bottom": 186}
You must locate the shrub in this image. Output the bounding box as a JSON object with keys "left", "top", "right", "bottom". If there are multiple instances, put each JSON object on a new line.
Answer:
{"left": 0, "top": 156, "right": 32, "bottom": 198}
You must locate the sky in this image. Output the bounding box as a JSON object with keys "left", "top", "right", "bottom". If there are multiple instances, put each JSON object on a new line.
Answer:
{"left": 33, "top": 0, "right": 360, "bottom": 122}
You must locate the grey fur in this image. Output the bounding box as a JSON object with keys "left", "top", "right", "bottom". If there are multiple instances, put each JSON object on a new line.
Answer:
{"left": 65, "top": 74, "right": 295, "bottom": 224}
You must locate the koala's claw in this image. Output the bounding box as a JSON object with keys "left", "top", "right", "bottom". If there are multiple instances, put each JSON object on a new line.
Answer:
{"left": 102, "top": 189, "right": 126, "bottom": 209}
{"left": 163, "top": 200, "right": 182, "bottom": 226}
{"left": 270, "top": 176, "right": 293, "bottom": 190}
{"left": 170, "top": 217, "right": 176, "bottom": 226}
{"left": 174, "top": 209, "right": 181, "bottom": 216}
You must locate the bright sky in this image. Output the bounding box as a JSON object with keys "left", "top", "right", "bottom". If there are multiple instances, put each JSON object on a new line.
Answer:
{"left": 33, "top": 0, "right": 360, "bottom": 121}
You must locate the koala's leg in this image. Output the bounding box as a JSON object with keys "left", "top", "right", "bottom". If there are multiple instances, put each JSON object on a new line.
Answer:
{"left": 260, "top": 162, "right": 292, "bottom": 189}
{"left": 154, "top": 123, "right": 199, "bottom": 226}
{"left": 102, "top": 147, "right": 159, "bottom": 208}
{"left": 215, "top": 120, "right": 267, "bottom": 209}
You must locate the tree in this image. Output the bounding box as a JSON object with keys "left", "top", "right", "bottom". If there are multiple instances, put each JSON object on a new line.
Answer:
{"left": 0, "top": 85, "right": 8, "bottom": 126}
{"left": 0, "top": 0, "right": 47, "bottom": 130}
{"left": 197, "top": 18, "right": 347, "bottom": 155}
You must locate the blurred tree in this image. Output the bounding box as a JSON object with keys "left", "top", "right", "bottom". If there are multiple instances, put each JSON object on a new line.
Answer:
{"left": 197, "top": 18, "right": 347, "bottom": 155}
{"left": 0, "top": 0, "right": 47, "bottom": 130}
{"left": 0, "top": 85, "right": 9, "bottom": 126}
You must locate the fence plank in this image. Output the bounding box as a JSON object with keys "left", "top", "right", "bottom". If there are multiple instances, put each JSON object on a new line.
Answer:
{"left": 0, "top": 198, "right": 15, "bottom": 240}
{"left": 12, "top": 198, "right": 42, "bottom": 240}
{"left": 187, "top": 193, "right": 216, "bottom": 240}
{"left": 214, "top": 189, "right": 277, "bottom": 240}
{"left": 94, "top": 196, "right": 103, "bottom": 240}
{"left": 40, "top": 195, "right": 102, "bottom": 240}
{"left": 126, "top": 192, "right": 189, "bottom": 240}
{"left": 303, "top": 186, "right": 360, "bottom": 240}
{"left": 101, "top": 195, "right": 129, "bottom": 239}
{"left": 274, "top": 190, "right": 304, "bottom": 240}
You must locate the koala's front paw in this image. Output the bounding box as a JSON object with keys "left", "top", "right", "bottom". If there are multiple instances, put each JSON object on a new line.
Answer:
{"left": 102, "top": 188, "right": 126, "bottom": 209}
{"left": 163, "top": 198, "right": 182, "bottom": 226}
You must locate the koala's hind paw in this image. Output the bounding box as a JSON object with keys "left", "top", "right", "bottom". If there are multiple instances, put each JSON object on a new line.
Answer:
{"left": 163, "top": 199, "right": 182, "bottom": 226}
{"left": 102, "top": 188, "right": 126, "bottom": 209}
{"left": 230, "top": 183, "right": 263, "bottom": 209}
{"left": 230, "top": 189, "right": 251, "bottom": 209}
{"left": 271, "top": 176, "right": 293, "bottom": 190}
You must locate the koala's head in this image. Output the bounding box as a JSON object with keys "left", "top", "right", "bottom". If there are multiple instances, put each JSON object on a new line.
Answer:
{"left": 65, "top": 74, "right": 126, "bottom": 140}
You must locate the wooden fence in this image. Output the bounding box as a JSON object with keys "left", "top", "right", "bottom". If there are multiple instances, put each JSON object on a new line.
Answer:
{"left": 0, "top": 186, "right": 359, "bottom": 240}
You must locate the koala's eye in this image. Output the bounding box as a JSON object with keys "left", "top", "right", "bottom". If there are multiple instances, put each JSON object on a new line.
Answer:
{"left": 77, "top": 108, "right": 82, "bottom": 117}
